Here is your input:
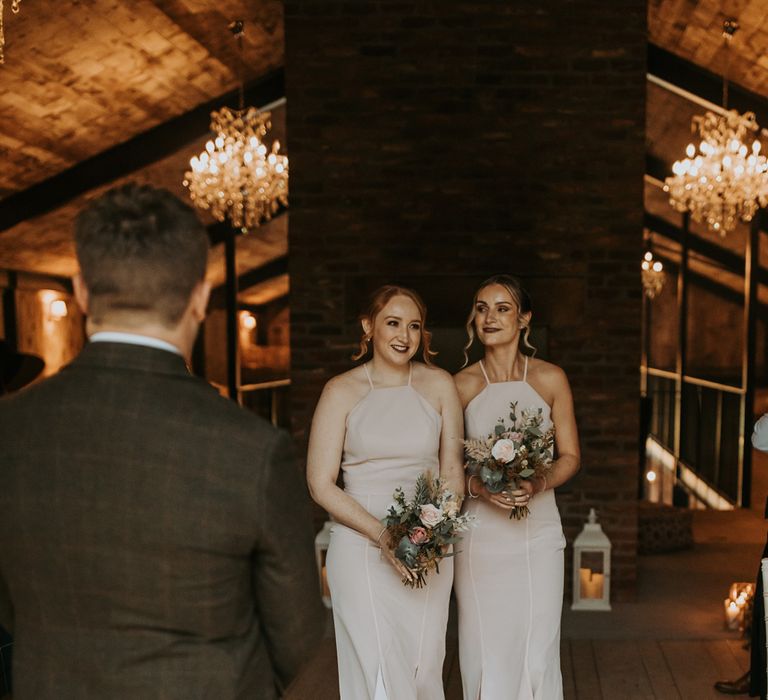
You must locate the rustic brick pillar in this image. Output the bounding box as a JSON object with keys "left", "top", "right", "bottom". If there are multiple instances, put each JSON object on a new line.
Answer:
{"left": 285, "top": 1, "right": 646, "bottom": 599}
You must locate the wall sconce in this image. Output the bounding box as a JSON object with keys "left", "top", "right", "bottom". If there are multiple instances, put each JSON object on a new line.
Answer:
{"left": 39, "top": 291, "right": 68, "bottom": 322}
{"left": 240, "top": 311, "right": 256, "bottom": 330}
{"left": 49, "top": 299, "right": 68, "bottom": 321}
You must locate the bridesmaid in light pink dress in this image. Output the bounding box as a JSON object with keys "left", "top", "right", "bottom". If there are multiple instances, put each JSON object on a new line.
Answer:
{"left": 453, "top": 275, "right": 580, "bottom": 700}
{"left": 307, "top": 285, "right": 465, "bottom": 700}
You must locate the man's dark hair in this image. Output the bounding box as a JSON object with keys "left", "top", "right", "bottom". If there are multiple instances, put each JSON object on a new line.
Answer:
{"left": 74, "top": 184, "right": 209, "bottom": 327}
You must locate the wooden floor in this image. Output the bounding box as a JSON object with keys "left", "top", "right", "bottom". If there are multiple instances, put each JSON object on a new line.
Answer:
{"left": 285, "top": 636, "right": 749, "bottom": 699}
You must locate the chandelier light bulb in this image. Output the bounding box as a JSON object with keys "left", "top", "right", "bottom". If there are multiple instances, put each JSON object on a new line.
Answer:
{"left": 686, "top": 144, "right": 696, "bottom": 158}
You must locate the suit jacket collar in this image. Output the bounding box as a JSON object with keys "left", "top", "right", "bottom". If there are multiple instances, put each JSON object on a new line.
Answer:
{"left": 72, "top": 341, "right": 191, "bottom": 378}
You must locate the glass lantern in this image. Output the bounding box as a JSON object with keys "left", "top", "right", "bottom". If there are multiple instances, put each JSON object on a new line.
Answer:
{"left": 314, "top": 520, "right": 333, "bottom": 609}
{"left": 571, "top": 508, "right": 612, "bottom": 611}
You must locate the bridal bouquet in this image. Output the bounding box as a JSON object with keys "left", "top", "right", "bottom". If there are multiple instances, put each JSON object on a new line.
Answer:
{"left": 464, "top": 401, "right": 555, "bottom": 519}
{"left": 382, "top": 472, "right": 475, "bottom": 589}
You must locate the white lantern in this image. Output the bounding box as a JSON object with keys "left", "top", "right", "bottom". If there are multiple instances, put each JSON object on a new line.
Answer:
{"left": 314, "top": 520, "right": 333, "bottom": 608}
{"left": 571, "top": 508, "right": 612, "bottom": 611}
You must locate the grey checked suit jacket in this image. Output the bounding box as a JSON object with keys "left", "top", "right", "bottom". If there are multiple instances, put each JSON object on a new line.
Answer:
{"left": 0, "top": 342, "right": 323, "bottom": 699}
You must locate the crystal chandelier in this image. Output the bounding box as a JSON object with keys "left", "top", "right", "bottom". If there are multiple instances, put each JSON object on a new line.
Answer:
{"left": 0, "top": 0, "right": 22, "bottom": 65}
{"left": 663, "top": 19, "right": 768, "bottom": 236}
{"left": 183, "top": 21, "right": 288, "bottom": 230}
{"left": 184, "top": 107, "right": 288, "bottom": 230}
{"left": 641, "top": 251, "right": 664, "bottom": 299}
{"left": 664, "top": 110, "right": 768, "bottom": 235}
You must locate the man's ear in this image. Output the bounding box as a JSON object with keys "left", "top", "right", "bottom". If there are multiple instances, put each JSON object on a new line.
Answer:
{"left": 191, "top": 280, "right": 211, "bottom": 323}
{"left": 72, "top": 273, "right": 89, "bottom": 315}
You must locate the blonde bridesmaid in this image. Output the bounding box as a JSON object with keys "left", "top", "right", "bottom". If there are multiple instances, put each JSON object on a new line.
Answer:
{"left": 453, "top": 275, "right": 580, "bottom": 700}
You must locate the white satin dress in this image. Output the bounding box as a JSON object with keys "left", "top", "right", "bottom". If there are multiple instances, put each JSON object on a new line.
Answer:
{"left": 455, "top": 357, "right": 565, "bottom": 700}
{"left": 326, "top": 363, "right": 453, "bottom": 700}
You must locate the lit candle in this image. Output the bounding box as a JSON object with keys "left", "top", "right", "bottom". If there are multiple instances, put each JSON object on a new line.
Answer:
{"left": 579, "top": 568, "right": 604, "bottom": 599}
{"left": 321, "top": 565, "right": 330, "bottom": 599}
{"left": 724, "top": 598, "right": 741, "bottom": 630}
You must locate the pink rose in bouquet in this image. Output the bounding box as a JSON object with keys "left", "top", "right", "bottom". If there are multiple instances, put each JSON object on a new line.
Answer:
{"left": 409, "top": 526, "right": 429, "bottom": 545}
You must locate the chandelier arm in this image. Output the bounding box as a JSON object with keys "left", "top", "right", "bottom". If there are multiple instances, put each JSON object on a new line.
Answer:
{"left": 1, "top": 0, "right": 5, "bottom": 66}
{"left": 237, "top": 30, "right": 244, "bottom": 111}
{"left": 723, "top": 34, "right": 729, "bottom": 110}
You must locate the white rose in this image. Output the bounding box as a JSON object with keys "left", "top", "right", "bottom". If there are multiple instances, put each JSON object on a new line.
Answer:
{"left": 419, "top": 503, "right": 444, "bottom": 527}
{"left": 491, "top": 438, "right": 517, "bottom": 463}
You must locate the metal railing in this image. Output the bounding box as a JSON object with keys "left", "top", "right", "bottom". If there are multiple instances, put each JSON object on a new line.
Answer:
{"left": 644, "top": 367, "right": 744, "bottom": 505}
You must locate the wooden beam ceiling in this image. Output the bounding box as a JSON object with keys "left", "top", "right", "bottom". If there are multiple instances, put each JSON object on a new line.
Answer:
{"left": 647, "top": 44, "right": 768, "bottom": 130}
{"left": 0, "top": 70, "right": 284, "bottom": 234}
{"left": 209, "top": 254, "right": 287, "bottom": 307}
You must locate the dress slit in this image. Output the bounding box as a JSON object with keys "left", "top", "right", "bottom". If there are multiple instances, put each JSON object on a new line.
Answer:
{"left": 415, "top": 582, "right": 430, "bottom": 679}
{"left": 373, "top": 667, "right": 388, "bottom": 700}
{"left": 467, "top": 518, "right": 486, "bottom": 700}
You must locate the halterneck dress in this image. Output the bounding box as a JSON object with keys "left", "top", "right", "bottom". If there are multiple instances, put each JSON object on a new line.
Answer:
{"left": 326, "top": 363, "right": 453, "bottom": 700}
{"left": 454, "top": 357, "right": 565, "bottom": 700}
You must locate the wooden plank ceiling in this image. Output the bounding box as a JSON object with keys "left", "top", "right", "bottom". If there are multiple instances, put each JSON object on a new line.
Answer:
{"left": 0, "top": 0, "right": 287, "bottom": 304}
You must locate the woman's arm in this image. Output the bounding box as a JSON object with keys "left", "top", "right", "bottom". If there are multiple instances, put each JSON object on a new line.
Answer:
{"left": 523, "top": 365, "right": 580, "bottom": 496}
{"left": 306, "top": 378, "right": 415, "bottom": 581}
{"left": 437, "top": 372, "right": 465, "bottom": 500}
{"left": 306, "top": 379, "right": 385, "bottom": 543}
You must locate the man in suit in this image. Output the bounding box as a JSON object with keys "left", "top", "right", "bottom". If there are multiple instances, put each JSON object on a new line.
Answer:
{"left": 0, "top": 184, "right": 324, "bottom": 699}
{"left": 0, "top": 340, "right": 44, "bottom": 698}
{"left": 716, "top": 414, "right": 768, "bottom": 698}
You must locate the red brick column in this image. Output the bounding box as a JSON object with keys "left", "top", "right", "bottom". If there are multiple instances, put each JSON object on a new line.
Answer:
{"left": 285, "top": 1, "right": 646, "bottom": 599}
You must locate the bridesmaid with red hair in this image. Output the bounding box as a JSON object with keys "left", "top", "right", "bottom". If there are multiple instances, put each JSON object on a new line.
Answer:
{"left": 307, "top": 285, "right": 465, "bottom": 700}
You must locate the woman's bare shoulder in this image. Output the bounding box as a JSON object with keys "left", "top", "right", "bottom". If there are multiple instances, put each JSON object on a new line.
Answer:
{"left": 527, "top": 357, "right": 570, "bottom": 400}
{"left": 528, "top": 357, "right": 567, "bottom": 383}
{"left": 321, "top": 366, "right": 370, "bottom": 409}
{"left": 413, "top": 361, "right": 454, "bottom": 389}
{"left": 453, "top": 362, "right": 486, "bottom": 408}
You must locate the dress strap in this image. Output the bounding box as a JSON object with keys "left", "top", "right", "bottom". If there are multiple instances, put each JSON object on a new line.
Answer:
{"left": 407, "top": 362, "right": 413, "bottom": 386}
{"left": 523, "top": 355, "right": 529, "bottom": 382}
{"left": 362, "top": 362, "right": 375, "bottom": 389}
{"left": 478, "top": 360, "right": 491, "bottom": 386}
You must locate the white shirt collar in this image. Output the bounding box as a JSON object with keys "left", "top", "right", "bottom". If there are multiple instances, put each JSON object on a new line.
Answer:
{"left": 89, "top": 331, "right": 182, "bottom": 357}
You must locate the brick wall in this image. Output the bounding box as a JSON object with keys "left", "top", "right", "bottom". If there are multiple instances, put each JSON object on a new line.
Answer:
{"left": 285, "top": 1, "right": 646, "bottom": 599}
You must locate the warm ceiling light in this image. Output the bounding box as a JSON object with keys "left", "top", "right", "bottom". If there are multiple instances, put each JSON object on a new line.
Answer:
{"left": 641, "top": 251, "right": 664, "bottom": 299}
{"left": 183, "top": 20, "right": 288, "bottom": 230}
{"left": 240, "top": 312, "right": 256, "bottom": 330}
